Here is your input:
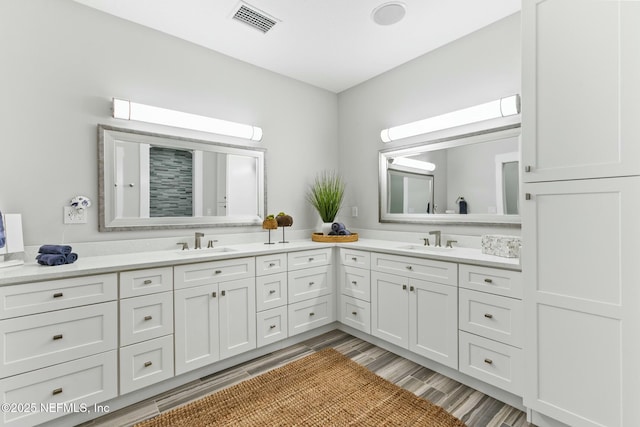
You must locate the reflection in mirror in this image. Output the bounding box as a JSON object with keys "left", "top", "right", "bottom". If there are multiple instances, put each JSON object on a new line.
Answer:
{"left": 379, "top": 125, "right": 521, "bottom": 226}
{"left": 99, "top": 125, "right": 265, "bottom": 231}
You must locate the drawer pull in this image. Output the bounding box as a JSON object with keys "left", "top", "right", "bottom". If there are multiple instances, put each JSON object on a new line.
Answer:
{"left": 351, "top": 257, "right": 357, "bottom": 261}
{"left": 484, "top": 313, "right": 493, "bottom": 319}
{"left": 484, "top": 278, "right": 493, "bottom": 283}
{"left": 352, "top": 311, "right": 357, "bottom": 316}
{"left": 221, "top": 290, "right": 226, "bottom": 296}
{"left": 269, "top": 263, "right": 276, "bottom": 267}
{"left": 308, "top": 257, "right": 314, "bottom": 261}
{"left": 144, "top": 315, "right": 153, "bottom": 321}
{"left": 53, "top": 334, "right": 63, "bottom": 340}
{"left": 144, "top": 361, "right": 153, "bottom": 367}
{"left": 410, "top": 286, "right": 415, "bottom": 292}
{"left": 143, "top": 279, "right": 153, "bottom": 285}
{"left": 484, "top": 358, "right": 493, "bottom": 365}
{"left": 309, "top": 281, "right": 315, "bottom": 286}
{"left": 351, "top": 281, "right": 357, "bottom": 285}
{"left": 53, "top": 292, "right": 64, "bottom": 298}
{"left": 269, "top": 324, "right": 277, "bottom": 329}
{"left": 212, "top": 292, "right": 217, "bottom": 298}
{"left": 402, "top": 284, "right": 407, "bottom": 290}
{"left": 309, "top": 312, "right": 315, "bottom": 316}
{"left": 52, "top": 388, "right": 63, "bottom": 396}
{"left": 269, "top": 290, "right": 276, "bottom": 294}
{"left": 214, "top": 270, "right": 222, "bottom": 274}
{"left": 406, "top": 265, "right": 413, "bottom": 271}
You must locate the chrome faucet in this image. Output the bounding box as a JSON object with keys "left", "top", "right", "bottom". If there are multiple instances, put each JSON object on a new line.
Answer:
{"left": 428, "top": 230, "right": 442, "bottom": 247}
{"left": 195, "top": 232, "right": 205, "bottom": 250}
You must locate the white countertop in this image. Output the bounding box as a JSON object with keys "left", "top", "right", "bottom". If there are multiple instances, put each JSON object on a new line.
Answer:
{"left": 0, "top": 238, "right": 520, "bottom": 286}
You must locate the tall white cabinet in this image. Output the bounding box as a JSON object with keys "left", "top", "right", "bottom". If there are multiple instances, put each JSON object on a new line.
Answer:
{"left": 521, "top": 1, "right": 640, "bottom": 426}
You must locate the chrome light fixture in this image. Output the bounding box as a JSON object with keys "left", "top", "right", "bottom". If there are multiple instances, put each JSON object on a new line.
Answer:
{"left": 380, "top": 94, "right": 520, "bottom": 143}
{"left": 112, "top": 98, "right": 263, "bottom": 141}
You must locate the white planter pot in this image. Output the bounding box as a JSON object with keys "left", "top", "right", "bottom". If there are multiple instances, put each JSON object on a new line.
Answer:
{"left": 321, "top": 222, "right": 333, "bottom": 235}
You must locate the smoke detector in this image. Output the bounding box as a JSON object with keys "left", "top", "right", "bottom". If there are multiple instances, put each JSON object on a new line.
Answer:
{"left": 232, "top": 2, "right": 279, "bottom": 33}
{"left": 372, "top": 2, "right": 407, "bottom": 26}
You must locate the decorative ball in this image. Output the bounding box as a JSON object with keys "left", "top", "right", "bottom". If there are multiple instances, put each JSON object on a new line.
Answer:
{"left": 276, "top": 212, "right": 293, "bottom": 227}
{"left": 262, "top": 214, "right": 278, "bottom": 230}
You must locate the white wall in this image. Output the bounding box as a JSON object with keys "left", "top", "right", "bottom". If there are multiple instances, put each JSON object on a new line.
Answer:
{"left": 0, "top": 0, "right": 338, "bottom": 246}
{"left": 337, "top": 13, "right": 521, "bottom": 237}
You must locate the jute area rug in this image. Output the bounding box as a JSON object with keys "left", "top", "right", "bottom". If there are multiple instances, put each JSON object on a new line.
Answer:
{"left": 136, "top": 348, "right": 467, "bottom": 426}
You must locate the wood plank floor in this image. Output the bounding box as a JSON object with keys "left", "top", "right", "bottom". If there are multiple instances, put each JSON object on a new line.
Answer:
{"left": 79, "top": 330, "right": 533, "bottom": 427}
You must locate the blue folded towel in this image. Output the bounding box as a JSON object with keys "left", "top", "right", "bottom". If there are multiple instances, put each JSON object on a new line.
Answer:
{"left": 338, "top": 229, "right": 352, "bottom": 236}
{"left": 0, "top": 211, "right": 5, "bottom": 249}
{"left": 65, "top": 253, "right": 78, "bottom": 264}
{"left": 38, "top": 245, "right": 72, "bottom": 255}
{"left": 331, "top": 222, "right": 345, "bottom": 232}
{"left": 36, "top": 254, "right": 67, "bottom": 266}
{"left": 328, "top": 231, "right": 338, "bottom": 236}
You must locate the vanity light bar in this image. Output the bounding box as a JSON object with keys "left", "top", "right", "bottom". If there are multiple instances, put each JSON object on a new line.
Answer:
{"left": 391, "top": 157, "right": 436, "bottom": 171}
{"left": 380, "top": 94, "right": 520, "bottom": 143}
{"left": 112, "top": 98, "right": 263, "bottom": 141}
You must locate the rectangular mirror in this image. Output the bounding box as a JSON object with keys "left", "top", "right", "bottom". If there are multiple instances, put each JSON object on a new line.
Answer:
{"left": 98, "top": 125, "right": 265, "bottom": 231}
{"left": 379, "top": 125, "right": 521, "bottom": 226}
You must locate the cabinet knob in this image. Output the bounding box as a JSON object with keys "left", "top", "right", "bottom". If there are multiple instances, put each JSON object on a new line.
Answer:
{"left": 269, "top": 290, "right": 276, "bottom": 294}
{"left": 214, "top": 270, "right": 222, "bottom": 274}
{"left": 525, "top": 193, "right": 532, "bottom": 200}
{"left": 402, "top": 284, "right": 407, "bottom": 290}
{"left": 484, "top": 313, "right": 493, "bottom": 319}
{"left": 410, "top": 286, "right": 415, "bottom": 292}
{"left": 52, "top": 388, "right": 63, "bottom": 396}
{"left": 212, "top": 292, "right": 217, "bottom": 298}
{"left": 351, "top": 257, "right": 357, "bottom": 261}
{"left": 309, "top": 282, "right": 315, "bottom": 286}
{"left": 144, "top": 315, "right": 153, "bottom": 321}
{"left": 484, "top": 278, "right": 493, "bottom": 283}
{"left": 143, "top": 279, "right": 153, "bottom": 285}
{"left": 308, "top": 257, "right": 314, "bottom": 261}
{"left": 351, "top": 281, "right": 357, "bottom": 285}
{"left": 406, "top": 265, "right": 413, "bottom": 271}
{"left": 309, "top": 312, "right": 315, "bottom": 316}
{"left": 144, "top": 361, "right": 153, "bottom": 367}
{"left": 269, "top": 263, "right": 276, "bottom": 267}
{"left": 53, "top": 292, "right": 63, "bottom": 298}
{"left": 269, "top": 324, "right": 277, "bottom": 329}
{"left": 221, "top": 290, "right": 226, "bottom": 296}
{"left": 484, "top": 358, "right": 493, "bottom": 365}
{"left": 352, "top": 311, "right": 357, "bottom": 316}
{"left": 524, "top": 165, "right": 532, "bottom": 172}
{"left": 53, "top": 334, "right": 63, "bottom": 340}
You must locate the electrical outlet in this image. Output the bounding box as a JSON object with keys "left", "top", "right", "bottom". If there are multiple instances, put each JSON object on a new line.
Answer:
{"left": 64, "top": 206, "right": 87, "bottom": 224}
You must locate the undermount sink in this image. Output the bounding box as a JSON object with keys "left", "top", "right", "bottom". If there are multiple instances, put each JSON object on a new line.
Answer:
{"left": 176, "top": 247, "right": 236, "bottom": 254}
{"left": 397, "top": 244, "right": 455, "bottom": 253}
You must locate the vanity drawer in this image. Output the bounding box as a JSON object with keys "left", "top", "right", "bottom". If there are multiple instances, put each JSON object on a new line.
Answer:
{"left": 288, "top": 265, "right": 332, "bottom": 303}
{"left": 459, "top": 264, "right": 523, "bottom": 299}
{"left": 120, "top": 291, "right": 173, "bottom": 346}
{"left": 339, "top": 248, "right": 371, "bottom": 269}
{"left": 287, "top": 248, "right": 332, "bottom": 271}
{"left": 371, "top": 253, "right": 457, "bottom": 286}
{"left": 256, "top": 306, "right": 288, "bottom": 347}
{"left": 255, "top": 253, "right": 287, "bottom": 276}
{"left": 174, "top": 257, "right": 255, "bottom": 289}
{"left": 0, "top": 351, "right": 117, "bottom": 426}
{"left": 459, "top": 331, "right": 523, "bottom": 396}
{"left": 340, "top": 265, "right": 370, "bottom": 302}
{"left": 119, "top": 335, "right": 174, "bottom": 395}
{"left": 0, "top": 302, "right": 117, "bottom": 378}
{"left": 0, "top": 274, "right": 117, "bottom": 319}
{"left": 120, "top": 267, "right": 173, "bottom": 298}
{"left": 459, "top": 288, "right": 524, "bottom": 348}
{"left": 340, "top": 295, "right": 371, "bottom": 334}
{"left": 288, "top": 295, "right": 334, "bottom": 336}
{"left": 256, "top": 272, "right": 287, "bottom": 311}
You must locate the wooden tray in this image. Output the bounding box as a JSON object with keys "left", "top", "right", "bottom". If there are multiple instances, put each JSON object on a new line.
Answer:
{"left": 311, "top": 232, "right": 359, "bottom": 243}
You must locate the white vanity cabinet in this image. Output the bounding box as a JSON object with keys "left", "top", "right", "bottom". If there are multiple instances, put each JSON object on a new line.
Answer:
{"left": 371, "top": 253, "right": 458, "bottom": 370}
{"left": 522, "top": 1, "right": 640, "bottom": 426}
{"left": 174, "top": 258, "right": 256, "bottom": 375}
{"left": 287, "top": 248, "right": 335, "bottom": 336}
{"left": 255, "top": 253, "right": 288, "bottom": 347}
{"left": 118, "top": 267, "right": 174, "bottom": 394}
{"left": 0, "top": 274, "right": 118, "bottom": 426}
{"left": 458, "top": 265, "right": 523, "bottom": 396}
{"left": 338, "top": 248, "right": 371, "bottom": 334}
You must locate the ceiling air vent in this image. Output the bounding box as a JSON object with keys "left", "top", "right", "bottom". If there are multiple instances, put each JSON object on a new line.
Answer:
{"left": 232, "top": 3, "right": 278, "bottom": 34}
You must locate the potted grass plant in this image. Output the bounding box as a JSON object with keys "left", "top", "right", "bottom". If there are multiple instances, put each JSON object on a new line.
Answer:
{"left": 306, "top": 170, "right": 345, "bottom": 235}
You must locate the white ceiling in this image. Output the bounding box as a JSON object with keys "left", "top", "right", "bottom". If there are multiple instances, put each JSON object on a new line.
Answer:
{"left": 73, "top": 0, "right": 521, "bottom": 93}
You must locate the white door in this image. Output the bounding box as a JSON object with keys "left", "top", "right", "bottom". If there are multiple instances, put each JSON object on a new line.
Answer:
{"left": 174, "top": 284, "right": 219, "bottom": 375}
{"left": 521, "top": 0, "right": 640, "bottom": 183}
{"left": 521, "top": 177, "right": 640, "bottom": 427}
{"left": 219, "top": 278, "right": 256, "bottom": 359}
{"left": 371, "top": 271, "right": 409, "bottom": 349}
{"left": 409, "top": 279, "right": 458, "bottom": 369}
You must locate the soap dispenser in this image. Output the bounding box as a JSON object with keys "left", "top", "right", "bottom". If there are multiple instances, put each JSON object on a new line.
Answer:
{"left": 456, "top": 197, "right": 468, "bottom": 214}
